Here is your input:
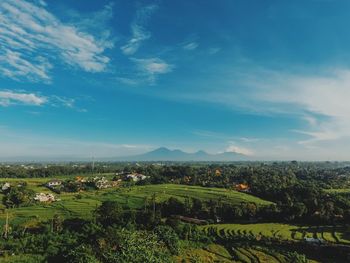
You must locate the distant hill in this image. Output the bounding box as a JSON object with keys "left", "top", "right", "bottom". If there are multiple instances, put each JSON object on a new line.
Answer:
{"left": 116, "top": 147, "right": 248, "bottom": 161}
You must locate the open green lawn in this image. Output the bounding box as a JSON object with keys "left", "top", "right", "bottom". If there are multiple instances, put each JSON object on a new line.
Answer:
{"left": 201, "top": 223, "right": 350, "bottom": 245}
{"left": 0, "top": 183, "right": 272, "bottom": 226}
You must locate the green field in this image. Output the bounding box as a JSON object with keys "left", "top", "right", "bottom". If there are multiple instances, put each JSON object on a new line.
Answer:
{"left": 324, "top": 188, "right": 350, "bottom": 194}
{"left": 176, "top": 243, "right": 320, "bottom": 263}
{"left": 0, "top": 182, "right": 272, "bottom": 226}
{"left": 201, "top": 223, "right": 350, "bottom": 245}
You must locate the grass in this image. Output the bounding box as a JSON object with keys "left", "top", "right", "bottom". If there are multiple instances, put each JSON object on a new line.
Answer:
{"left": 324, "top": 188, "right": 350, "bottom": 194}
{"left": 0, "top": 182, "right": 272, "bottom": 226}
{"left": 231, "top": 246, "right": 321, "bottom": 263}
{"left": 174, "top": 243, "right": 235, "bottom": 263}
{"left": 201, "top": 223, "right": 350, "bottom": 245}
{"left": 103, "top": 184, "right": 273, "bottom": 206}
{"left": 176, "top": 242, "right": 321, "bottom": 263}
{"left": 0, "top": 254, "right": 45, "bottom": 263}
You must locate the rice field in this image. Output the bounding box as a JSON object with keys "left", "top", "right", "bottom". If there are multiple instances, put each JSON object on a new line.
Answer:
{"left": 0, "top": 182, "right": 272, "bottom": 226}
{"left": 324, "top": 188, "right": 350, "bottom": 194}
{"left": 201, "top": 223, "right": 350, "bottom": 245}
{"left": 176, "top": 244, "right": 320, "bottom": 263}
{"left": 231, "top": 246, "right": 319, "bottom": 263}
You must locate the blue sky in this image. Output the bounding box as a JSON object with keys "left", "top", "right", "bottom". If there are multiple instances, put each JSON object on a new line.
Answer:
{"left": 1, "top": 0, "right": 350, "bottom": 160}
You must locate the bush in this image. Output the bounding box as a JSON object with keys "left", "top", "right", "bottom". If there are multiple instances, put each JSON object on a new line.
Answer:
{"left": 154, "top": 225, "right": 180, "bottom": 255}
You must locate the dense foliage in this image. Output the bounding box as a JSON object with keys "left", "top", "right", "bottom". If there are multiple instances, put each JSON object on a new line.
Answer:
{"left": 1, "top": 162, "right": 350, "bottom": 262}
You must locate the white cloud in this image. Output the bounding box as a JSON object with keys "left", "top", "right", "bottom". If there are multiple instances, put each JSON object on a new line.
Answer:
{"left": 50, "top": 95, "right": 75, "bottom": 108}
{"left": 249, "top": 69, "right": 350, "bottom": 144}
{"left": 183, "top": 42, "right": 199, "bottom": 51}
{"left": 0, "top": 0, "right": 113, "bottom": 82}
{"left": 226, "top": 143, "right": 254, "bottom": 156}
{"left": 0, "top": 50, "right": 52, "bottom": 83}
{"left": 0, "top": 90, "right": 84, "bottom": 111}
{"left": 239, "top": 137, "right": 260, "bottom": 143}
{"left": 168, "top": 63, "right": 350, "bottom": 159}
{"left": 208, "top": 47, "right": 221, "bottom": 55}
{"left": 179, "top": 66, "right": 350, "bottom": 147}
{"left": 121, "top": 4, "right": 158, "bottom": 55}
{"left": 116, "top": 77, "right": 139, "bottom": 86}
{"left": 131, "top": 58, "right": 173, "bottom": 83}
{"left": 0, "top": 90, "right": 47, "bottom": 106}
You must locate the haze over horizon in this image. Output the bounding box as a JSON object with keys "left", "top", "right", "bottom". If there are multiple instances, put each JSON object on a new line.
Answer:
{"left": 1, "top": 0, "right": 350, "bottom": 161}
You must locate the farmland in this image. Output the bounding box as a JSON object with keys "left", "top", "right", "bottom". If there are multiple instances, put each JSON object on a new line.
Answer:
{"left": 0, "top": 180, "right": 272, "bottom": 226}
{"left": 324, "top": 188, "right": 350, "bottom": 194}
{"left": 176, "top": 243, "right": 321, "bottom": 263}
{"left": 1, "top": 162, "right": 350, "bottom": 262}
{"left": 201, "top": 223, "right": 350, "bottom": 245}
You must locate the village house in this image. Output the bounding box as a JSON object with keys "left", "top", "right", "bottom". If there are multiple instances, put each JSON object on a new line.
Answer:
{"left": 75, "top": 176, "right": 86, "bottom": 183}
{"left": 34, "top": 193, "right": 57, "bottom": 202}
{"left": 215, "top": 169, "right": 221, "bottom": 176}
{"left": 126, "top": 173, "right": 149, "bottom": 182}
{"left": 46, "top": 180, "right": 62, "bottom": 188}
{"left": 92, "top": 176, "right": 110, "bottom": 189}
{"left": 304, "top": 237, "right": 325, "bottom": 244}
{"left": 1, "top": 182, "right": 10, "bottom": 192}
{"left": 235, "top": 183, "right": 250, "bottom": 192}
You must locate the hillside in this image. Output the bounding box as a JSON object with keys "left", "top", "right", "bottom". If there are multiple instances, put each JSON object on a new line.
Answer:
{"left": 0, "top": 182, "right": 272, "bottom": 226}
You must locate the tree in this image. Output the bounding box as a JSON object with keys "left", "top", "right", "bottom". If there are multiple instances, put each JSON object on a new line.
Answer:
{"left": 103, "top": 228, "right": 170, "bottom": 263}
{"left": 154, "top": 225, "right": 180, "bottom": 255}
{"left": 161, "top": 197, "right": 185, "bottom": 216}
{"left": 65, "top": 244, "right": 100, "bottom": 263}
{"left": 95, "top": 201, "right": 124, "bottom": 226}
{"left": 287, "top": 251, "right": 308, "bottom": 263}
{"left": 3, "top": 186, "right": 34, "bottom": 208}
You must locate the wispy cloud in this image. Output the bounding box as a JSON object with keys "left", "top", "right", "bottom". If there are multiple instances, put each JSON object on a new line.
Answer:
{"left": 131, "top": 57, "right": 173, "bottom": 83}
{"left": 0, "top": 50, "right": 52, "bottom": 83}
{"left": 247, "top": 69, "right": 350, "bottom": 144}
{"left": 0, "top": 90, "right": 84, "bottom": 111}
{"left": 188, "top": 66, "right": 350, "bottom": 148}
{"left": 50, "top": 95, "right": 75, "bottom": 108}
{"left": 183, "top": 42, "right": 199, "bottom": 51}
{"left": 121, "top": 4, "right": 158, "bottom": 55}
{"left": 0, "top": 0, "right": 113, "bottom": 82}
{"left": 0, "top": 90, "right": 47, "bottom": 106}
{"left": 226, "top": 143, "right": 254, "bottom": 156}
{"left": 239, "top": 137, "right": 261, "bottom": 143}
{"left": 208, "top": 47, "right": 221, "bottom": 55}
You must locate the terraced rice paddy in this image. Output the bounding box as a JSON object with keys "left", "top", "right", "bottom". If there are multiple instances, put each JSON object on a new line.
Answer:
{"left": 106, "top": 184, "right": 274, "bottom": 206}
{"left": 201, "top": 223, "right": 350, "bottom": 245}
{"left": 177, "top": 244, "right": 319, "bottom": 263}
{"left": 324, "top": 188, "right": 350, "bottom": 194}
{"left": 0, "top": 183, "right": 272, "bottom": 226}
{"left": 231, "top": 246, "right": 319, "bottom": 263}
{"left": 233, "top": 247, "right": 281, "bottom": 263}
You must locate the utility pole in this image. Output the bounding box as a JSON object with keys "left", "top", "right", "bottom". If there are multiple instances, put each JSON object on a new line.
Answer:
{"left": 152, "top": 193, "right": 156, "bottom": 221}
{"left": 144, "top": 197, "right": 148, "bottom": 212}
{"left": 4, "top": 212, "right": 9, "bottom": 239}
{"left": 92, "top": 156, "right": 95, "bottom": 175}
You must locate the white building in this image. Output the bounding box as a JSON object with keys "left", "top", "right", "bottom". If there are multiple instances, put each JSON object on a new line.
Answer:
{"left": 126, "top": 173, "right": 149, "bottom": 182}
{"left": 304, "top": 237, "right": 325, "bottom": 244}
{"left": 46, "top": 180, "right": 62, "bottom": 188}
{"left": 1, "top": 182, "right": 10, "bottom": 191}
{"left": 34, "top": 193, "right": 57, "bottom": 202}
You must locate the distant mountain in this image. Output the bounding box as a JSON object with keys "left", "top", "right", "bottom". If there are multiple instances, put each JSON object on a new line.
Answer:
{"left": 116, "top": 147, "right": 248, "bottom": 162}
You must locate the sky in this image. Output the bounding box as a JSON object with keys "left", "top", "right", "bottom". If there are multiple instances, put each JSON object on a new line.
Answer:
{"left": 1, "top": 0, "right": 350, "bottom": 161}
